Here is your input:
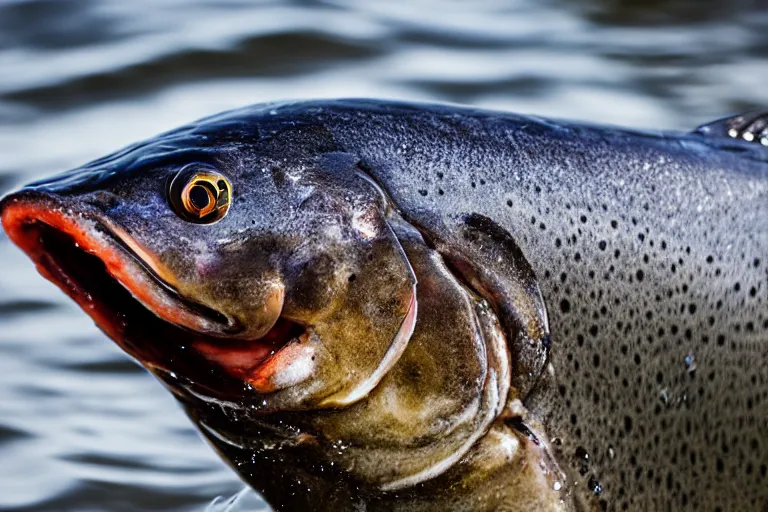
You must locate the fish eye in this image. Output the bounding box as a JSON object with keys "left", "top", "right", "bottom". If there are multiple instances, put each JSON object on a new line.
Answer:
{"left": 168, "top": 166, "right": 232, "bottom": 224}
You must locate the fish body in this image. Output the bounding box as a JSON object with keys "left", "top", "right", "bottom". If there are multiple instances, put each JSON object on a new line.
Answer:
{"left": 1, "top": 100, "right": 766, "bottom": 511}
{"left": 319, "top": 102, "right": 768, "bottom": 511}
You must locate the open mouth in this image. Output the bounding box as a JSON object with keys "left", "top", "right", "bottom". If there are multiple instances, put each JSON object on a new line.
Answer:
{"left": 1, "top": 196, "right": 304, "bottom": 397}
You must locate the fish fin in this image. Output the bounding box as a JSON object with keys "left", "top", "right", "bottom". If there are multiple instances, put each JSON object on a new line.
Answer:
{"left": 406, "top": 213, "right": 550, "bottom": 399}
{"left": 693, "top": 110, "right": 768, "bottom": 146}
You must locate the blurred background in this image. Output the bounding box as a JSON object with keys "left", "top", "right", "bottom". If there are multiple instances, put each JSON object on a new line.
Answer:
{"left": 0, "top": 1, "right": 766, "bottom": 510}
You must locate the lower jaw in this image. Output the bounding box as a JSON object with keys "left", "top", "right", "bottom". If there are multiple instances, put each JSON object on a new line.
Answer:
{"left": 11, "top": 217, "right": 303, "bottom": 400}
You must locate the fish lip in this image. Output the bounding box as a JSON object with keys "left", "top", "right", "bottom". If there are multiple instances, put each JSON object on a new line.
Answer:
{"left": 94, "top": 220, "right": 239, "bottom": 332}
{"left": 0, "top": 189, "right": 236, "bottom": 335}
{"left": 0, "top": 189, "right": 304, "bottom": 395}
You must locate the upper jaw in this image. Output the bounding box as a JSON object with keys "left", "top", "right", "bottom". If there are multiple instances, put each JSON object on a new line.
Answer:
{"left": 0, "top": 189, "right": 308, "bottom": 399}
{"left": 0, "top": 189, "right": 235, "bottom": 336}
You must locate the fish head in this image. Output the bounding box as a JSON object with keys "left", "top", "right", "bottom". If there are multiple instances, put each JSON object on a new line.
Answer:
{"left": 1, "top": 104, "right": 563, "bottom": 509}
{"left": 0, "top": 112, "right": 416, "bottom": 411}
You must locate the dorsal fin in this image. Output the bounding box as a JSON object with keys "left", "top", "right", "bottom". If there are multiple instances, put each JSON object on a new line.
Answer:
{"left": 693, "top": 110, "right": 768, "bottom": 146}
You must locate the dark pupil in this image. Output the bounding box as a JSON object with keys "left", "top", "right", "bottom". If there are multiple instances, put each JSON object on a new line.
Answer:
{"left": 189, "top": 184, "right": 211, "bottom": 210}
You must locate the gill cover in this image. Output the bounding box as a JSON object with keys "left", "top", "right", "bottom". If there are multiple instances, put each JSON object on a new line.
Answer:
{"left": 241, "top": 152, "right": 419, "bottom": 409}
{"left": 202, "top": 159, "right": 556, "bottom": 496}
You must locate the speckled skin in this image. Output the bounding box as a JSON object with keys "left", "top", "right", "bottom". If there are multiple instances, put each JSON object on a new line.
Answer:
{"left": 4, "top": 100, "right": 767, "bottom": 511}
{"left": 309, "top": 101, "right": 768, "bottom": 511}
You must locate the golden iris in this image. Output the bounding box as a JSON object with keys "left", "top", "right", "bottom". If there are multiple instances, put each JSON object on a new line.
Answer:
{"left": 168, "top": 167, "right": 232, "bottom": 223}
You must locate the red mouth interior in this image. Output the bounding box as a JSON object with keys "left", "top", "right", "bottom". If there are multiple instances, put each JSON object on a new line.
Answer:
{"left": 2, "top": 203, "right": 303, "bottom": 396}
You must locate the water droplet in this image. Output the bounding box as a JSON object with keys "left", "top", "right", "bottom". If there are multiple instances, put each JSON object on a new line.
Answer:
{"left": 684, "top": 353, "right": 697, "bottom": 373}
{"left": 588, "top": 476, "right": 603, "bottom": 496}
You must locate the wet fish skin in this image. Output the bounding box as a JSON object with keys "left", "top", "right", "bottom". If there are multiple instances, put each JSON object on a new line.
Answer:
{"left": 2, "top": 100, "right": 766, "bottom": 511}
{"left": 312, "top": 100, "right": 768, "bottom": 511}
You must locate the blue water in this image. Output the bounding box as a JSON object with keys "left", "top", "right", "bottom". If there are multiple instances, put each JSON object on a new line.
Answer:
{"left": 0, "top": 1, "right": 766, "bottom": 510}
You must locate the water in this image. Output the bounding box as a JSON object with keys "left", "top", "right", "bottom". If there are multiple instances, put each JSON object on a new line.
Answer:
{"left": 0, "top": 1, "right": 766, "bottom": 510}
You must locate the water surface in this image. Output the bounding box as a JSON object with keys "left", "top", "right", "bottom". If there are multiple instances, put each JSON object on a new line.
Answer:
{"left": 0, "top": 1, "right": 766, "bottom": 510}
